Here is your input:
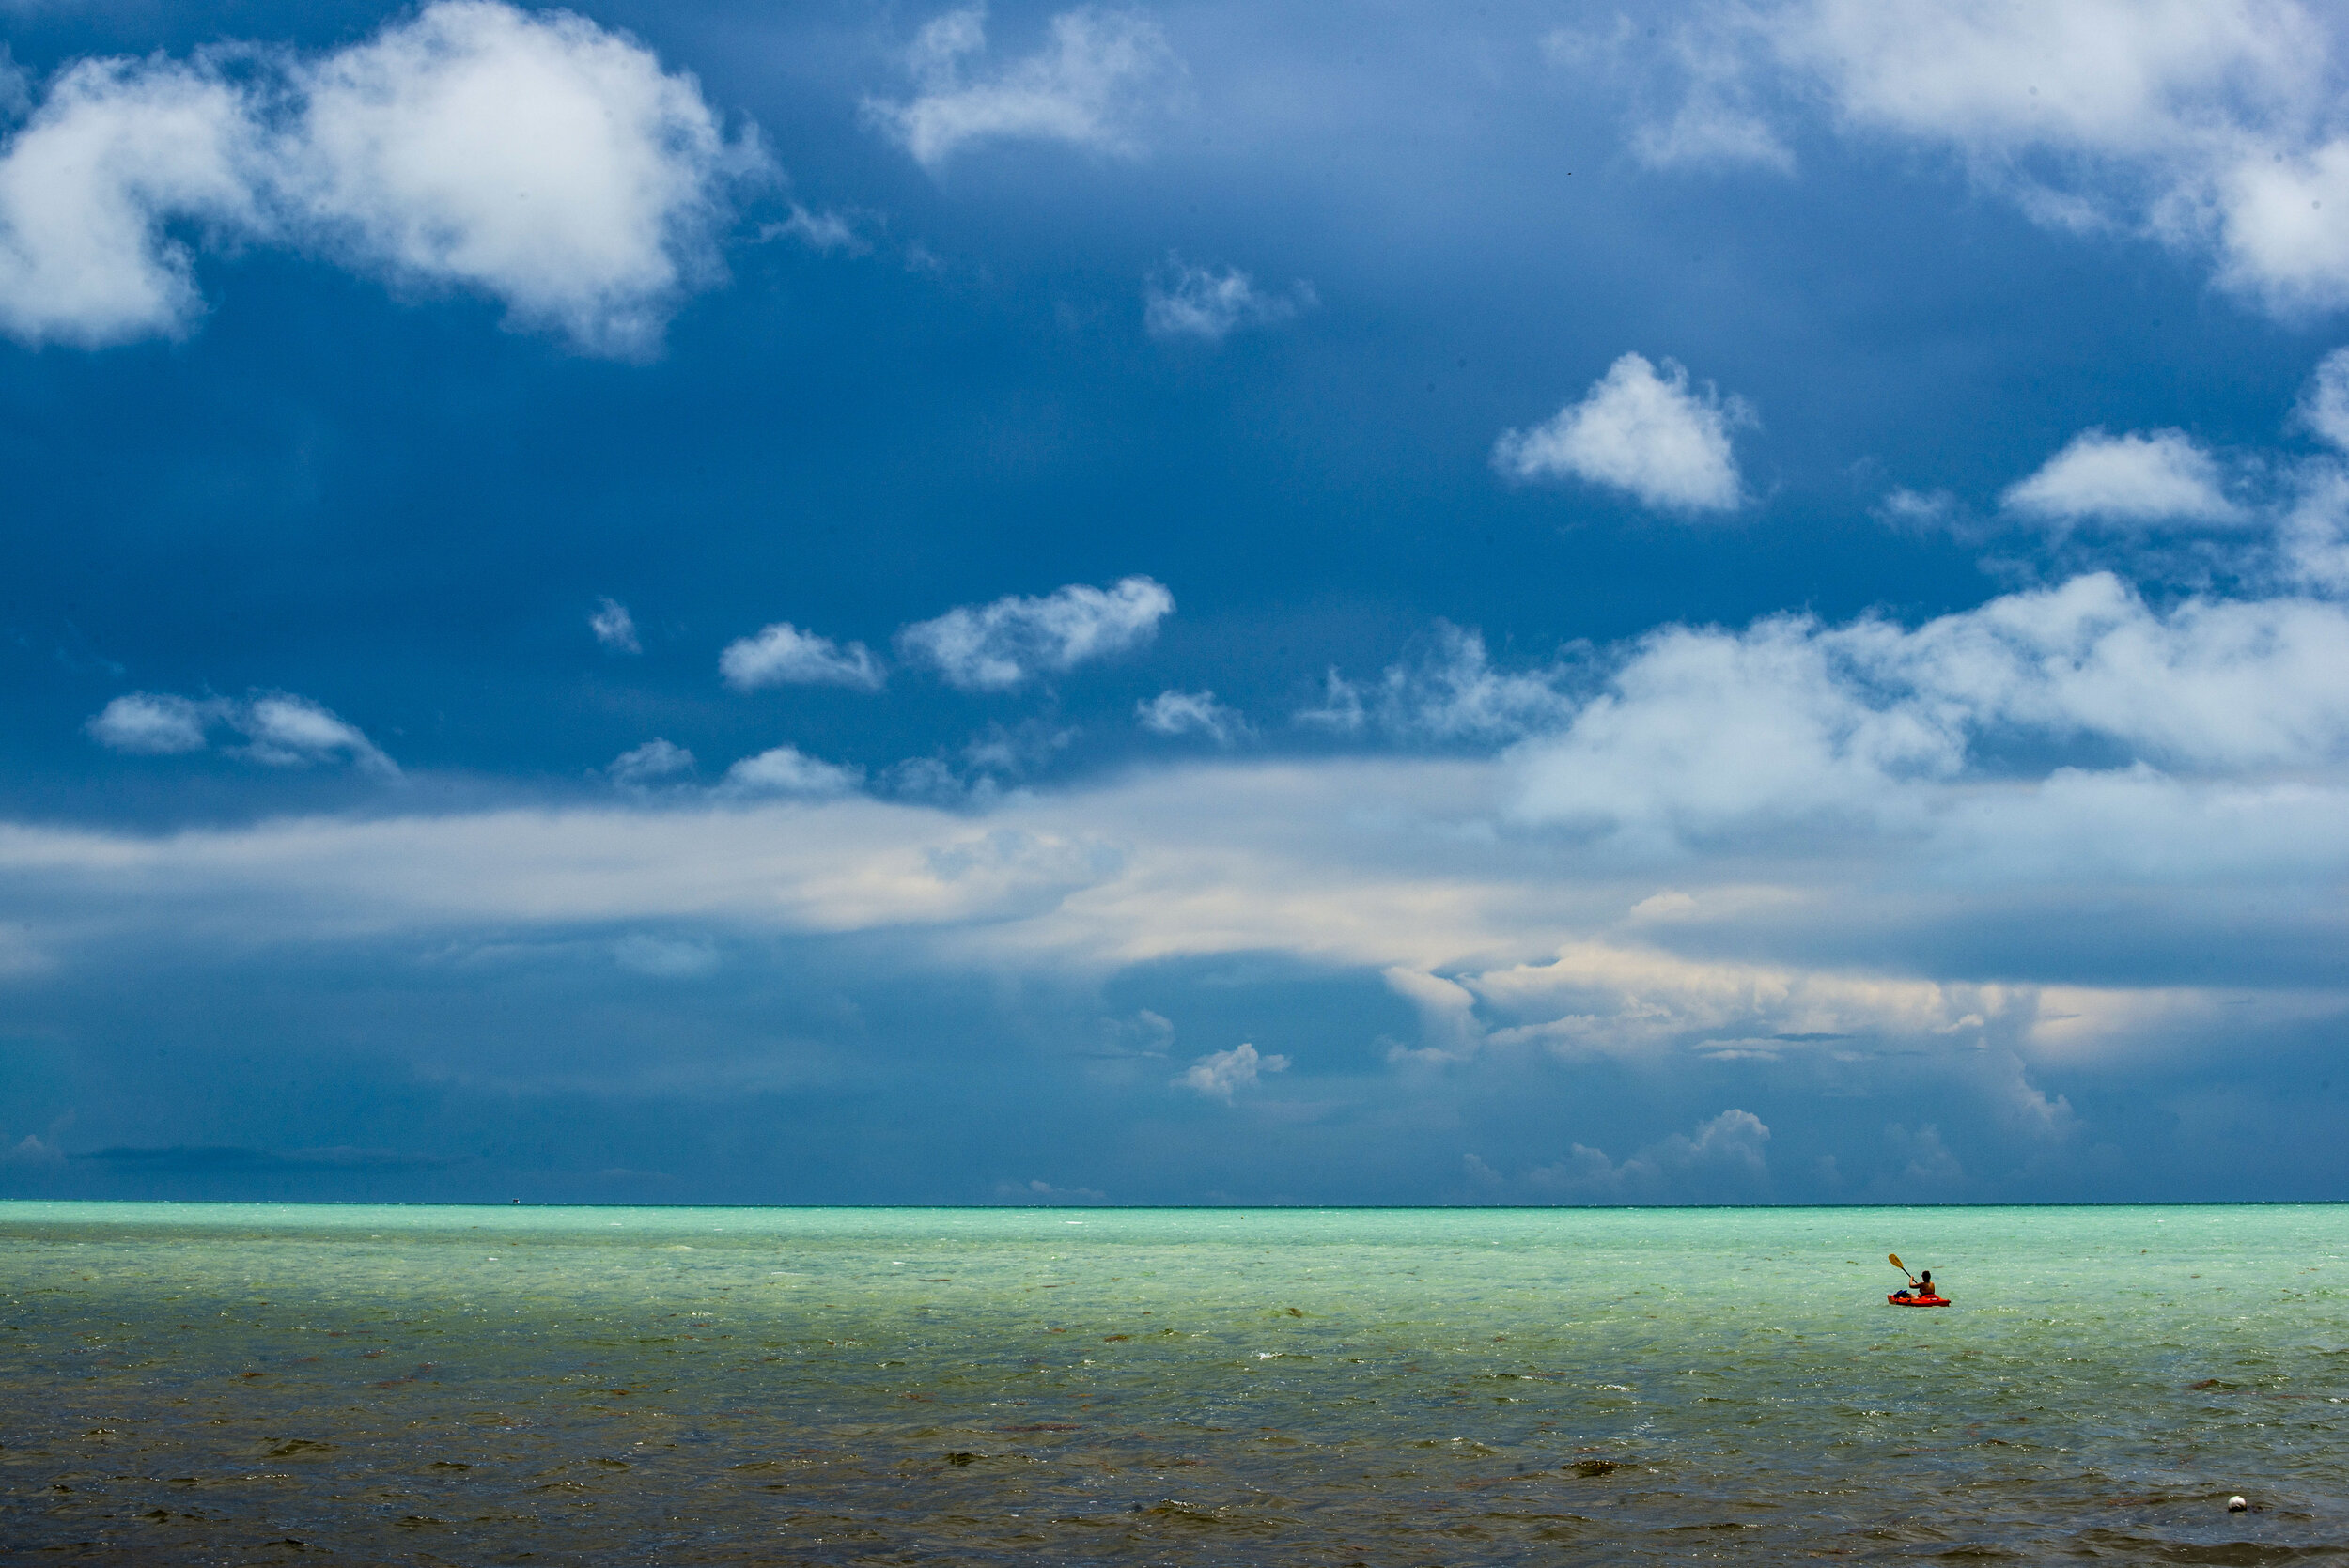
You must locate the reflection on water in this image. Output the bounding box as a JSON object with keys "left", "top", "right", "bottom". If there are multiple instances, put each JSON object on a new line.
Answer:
{"left": 0, "top": 1203, "right": 2342, "bottom": 1563}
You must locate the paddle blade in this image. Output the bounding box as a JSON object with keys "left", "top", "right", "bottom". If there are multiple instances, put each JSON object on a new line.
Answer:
{"left": 1888, "top": 1253, "right": 1905, "bottom": 1272}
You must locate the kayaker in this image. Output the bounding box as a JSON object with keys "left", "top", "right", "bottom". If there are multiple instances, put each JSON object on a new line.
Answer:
{"left": 1917, "top": 1270, "right": 1936, "bottom": 1298}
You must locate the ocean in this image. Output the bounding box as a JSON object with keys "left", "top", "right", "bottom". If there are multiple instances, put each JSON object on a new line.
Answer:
{"left": 0, "top": 1202, "right": 2341, "bottom": 1563}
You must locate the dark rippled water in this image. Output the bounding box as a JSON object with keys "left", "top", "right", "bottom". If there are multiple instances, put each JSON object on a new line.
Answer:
{"left": 1, "top": 1203, "right": 2342, "bottom": 1564}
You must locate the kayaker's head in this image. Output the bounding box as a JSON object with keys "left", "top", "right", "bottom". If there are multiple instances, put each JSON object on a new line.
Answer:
{"left": 1919, "top": 1270, "right": 1932, "bottom": 1286}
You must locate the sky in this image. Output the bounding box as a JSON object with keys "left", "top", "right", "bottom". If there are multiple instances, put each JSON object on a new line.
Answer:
{"left": 2, "top": 0, "right": 2348, "bottom": 1205}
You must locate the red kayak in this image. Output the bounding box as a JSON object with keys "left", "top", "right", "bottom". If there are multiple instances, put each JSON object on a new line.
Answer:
{"left": 1888, "top": 1294, "right": 1951, "bottom": 1307}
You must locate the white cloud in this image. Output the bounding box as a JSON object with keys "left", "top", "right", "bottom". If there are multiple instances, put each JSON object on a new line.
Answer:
{"left": 962, "top": 718, "right": 1077, "bottom": 777}
{"left": 866, "top": 4, "right": 1182, "bottom": 170}
{"left": 0, "top": 55, "right": 262, "bottom": 347}
{"left": 1468, "top": 941, "right": 2007, "bottom": 1060}
{"left": 1383, "top": 967, "right": 1483, "bottom": 1062}
{"left": 1143, "top": 256, "right": 1315, "bottom": 342}
{"left": 0, "top": 1, "right": 762, "bottom": 354}
{"left": 285, "top": 0, "right": 762, "bottom": 357}
{"left": 54, "top": 578, "right": 2349, "bottom": 949}
{"left": 992, "top": 1177, "right": 1107, "bottom": 1203}
{"left": 1508, "top": 572, "right": 2349, "bottom": 847}
{"left": 606, "top": 737, "right": 694, "bottom": 786}
{"left": 1874, "top": 487, "right": 1973, "bottom": 538}
{"left": 590, "top": 597, "right": 640, "bottom": 653}
{"left": 2277, "top": 458, "right": 2349, "bottom": 590}
{"left": 238, "top": 693, "right": 398, "bottom": 775}
{"left": 1883, "top": 356, "right": 2349, "bottom": 575}
{"left": 1619, "top": 1, "right": 2349, "bottom": 318}
{"left": 1633, "top": 99, "right": 1793, "bottom": 173}
{"left": 34, "top": 569, "right": 2349, "bottom": 1133}
{"left": 8, "top": 703, "right": 2349, "bottom": 1146}
{"left": 1297, "top": 622, "right": 1575, "bottom": 744}
{"left": 86, "top": 690, "right": 395, "bottom": 774}
{"left": 1781, "top": 0, "right": 2320, "bottom": 157}
{"left": 763, "top": 203, "right": 867, "bottom": 256}
{"left": 1549, "top": 17, "right": 1794, "bottom": 173}
{"left": 1493, "top": 352, "right": 1752, "bottom": 513}
{"left": 719, "top": 622, "right": 885, "bottom": 691}
{"left": 2001, "top": 428, "right": 2240, "bottom": 527}
{"left": 879, "top": 755, "right": 977, "bottom": 804}
{"left": 1481, "top": 1109, "right": 1772, "bottom": 1202}
{"left": 1174, "top": 1040, "right": 1288, "bottom": 1100}
{"left": 897, "top": 575, "right": 1173, "bottom": 691}
{"left": 86, "top": 691, "right": 215, "bottom": 754}
{"left": 719, "top": 744, "right": 863, "bottom": 799}
{"left": 2297, "top": 346, "right": 2349, "bottom": 451}
{"left": 1137, "top": 689, "right": 1247, "bottom": 743}
{"left": 1, "top": 1133, "right": 62, "bottom": 1167}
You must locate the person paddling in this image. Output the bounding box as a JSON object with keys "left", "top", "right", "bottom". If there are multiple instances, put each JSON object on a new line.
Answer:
{"left": 1888, "top": 1252, "right": 1943, "bottom": 1301}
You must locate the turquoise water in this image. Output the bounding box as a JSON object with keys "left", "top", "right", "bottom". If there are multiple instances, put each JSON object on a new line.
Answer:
{"left": 1, "top": 1203, "right": 2342, "bottom": 1564}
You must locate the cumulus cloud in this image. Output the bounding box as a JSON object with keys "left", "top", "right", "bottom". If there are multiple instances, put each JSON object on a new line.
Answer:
{"left": 86, "top": 692, "right": 213, "bottom": 754}
{"left": 240, "top": 693, "right": 398, "bottom": 774}
{"left": 606, "top": 737, "right": 694, "bottom": 787}
{"left": 2276, "top": 458, "right": 2349, "bottom": 591}
{"left": 879, "top": 755, "right": 981, "bottom": 805}
{"left": 762, "top": 203, "right": 868, "bottom": 256}
{"left": 1777, "top": 0, "right": 2321, "bottom": 161}
{"left": 286, "top": 0, "right": 762, "bottom": 356}
{"left": 2296, "top": 346, "right": 2349, "bottom": 451}
{"left": 0, "top": 55, "right": 262, "bottom": 347}
{"left": 866, "top": 5, "right": 1182, "bottom": 169}
{"left": 992, "top": 1177, "right": 1107, "bottom": 1203}
{"left": 86, "top": 690, "right": 395, "bottom": 774}
{"left": 1548, "top": 17, "right": 1794, "bottom": 172}
{"left": 1383, "top": 967, "right": 1484, "bottom": 1062}
{"left": 1493, "top": 352, "right": 1752, "bottom": 513}
{"left": 1879, "top": 353, "right": 2349, "bottom": 580}
{"left": 1137, "top": 689, "right": 1248, "bottom": 742}
{"left": 0, "top": 1, "right": 764, "bottom": 354}
{"left": 1612, "top": 1, "right": 2349, "bottom": 318}
{"left": 962, "top": 718, "right": 1078, "bottom": 779}
{"left": 719, "top": 622, "right": 885, "bottom": 692}
{"left": 590, "top": 597, "right": 640, "bottom": 653}
{"left": 1507, "top": 571, "right": 2349, "bottom": 848}
{"left": 1143, "top": 256, "right": 1315, "bottom": 342}
{"left": 2001, "top": 428, "right": 2240, "bottom": 527}
{"left": 1, "top": 1134, "right": 64, "bottom": 1168}
{"left": 1874, "top": 487, "right": 1974, "bottom": 538}
{"left": 1471, "top": 1109, "right": 1772, "bottom": 1203}
{"left": 1174, "top": 1040, "right": 1288, "bottom": 1100}
{"left": 1298, "top": 622, "right": 1575, "bottom": 744}
{"left": 897, "top": 575, "right": 1174, "bottom": 691}
{"left": 718, "top": 744, "right": 863, "bottom": 800}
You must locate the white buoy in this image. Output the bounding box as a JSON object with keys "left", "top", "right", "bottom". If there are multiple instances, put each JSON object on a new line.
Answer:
{"left": 2228, "top": 1496, "right": 2248, "bottom": 1513}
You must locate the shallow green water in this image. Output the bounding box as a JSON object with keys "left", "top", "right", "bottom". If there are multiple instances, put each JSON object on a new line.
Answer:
{"left": 0, "top": 1203, "right": 2342, "bottom": 1564}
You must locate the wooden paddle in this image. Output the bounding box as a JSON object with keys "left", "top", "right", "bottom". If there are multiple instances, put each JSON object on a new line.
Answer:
{"left": 1889, "top": 1252, "right": 1918, "bottom": 1284}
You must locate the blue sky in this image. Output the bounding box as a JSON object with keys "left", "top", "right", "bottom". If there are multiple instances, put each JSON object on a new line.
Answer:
{"left": 3, "top": 0, "right": 2348, "bottom": 1203}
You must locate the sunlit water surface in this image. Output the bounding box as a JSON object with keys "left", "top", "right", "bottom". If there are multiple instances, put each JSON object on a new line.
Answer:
{"left": 0, "top": 1203, "right": 2342, "bottom": 1564}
